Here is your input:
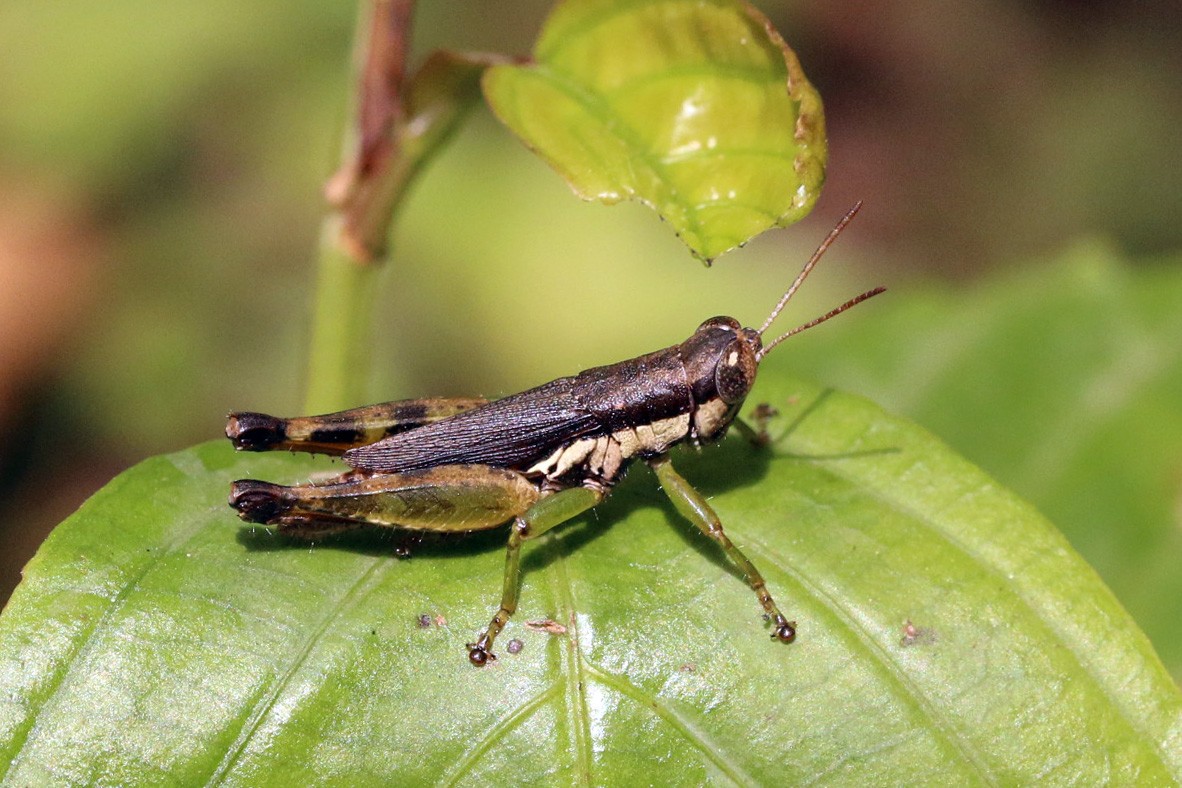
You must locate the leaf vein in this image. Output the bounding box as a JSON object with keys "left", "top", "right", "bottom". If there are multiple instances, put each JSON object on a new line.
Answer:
{"left": 0, "top": 506, "right": 214, "bottom": 781}
{"left": 602, "top": 63, "right": 785, "bottom": 103}
{"left": 581, "top": 663, "right": 755, "bottom": 785}
{"left": 537, "top": 0, "right": 739, "bottom": 64}
{"left": 441, "top": 683, "right": 564, "bottom": 786}
{"left": 549, "top": 531, "right": 596, "bottom": 783}
{"left": 740, "top": 535, "right": 1000, "bottom": 783}
{"left": 781, "top": 454, "right": 1181, "bottom": 776}
{"left": 532, "top": 68, "right": 707, "bottom": 242}
{"left": 203, "top": 555, "right": 394, "bottom": 786}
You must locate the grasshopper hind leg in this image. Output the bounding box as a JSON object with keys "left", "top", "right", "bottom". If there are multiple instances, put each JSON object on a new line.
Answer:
{"left": 467, "top": 486, "right": 603, "bottom": 666}
{"left": 226, "top": 397, "right": 489, "bottom": 455}
{"left": 230, "top": 470, "right": 604, "bottom": 665}
{"left": 229, "top": 465, "right": 540, "bottom": 533}
{"left": 229, "top": 479, "right": 286, "bottom": 522}
{"left": 226, "top": 413, "right": 289, "bottom": 451}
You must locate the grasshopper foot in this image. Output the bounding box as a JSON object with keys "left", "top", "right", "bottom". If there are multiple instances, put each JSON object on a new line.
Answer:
{"left": 229, "top": 479, "right": 288, "bottom": 523}
{"left": 771, "top": 615, "right": 797, "bottom": 644}
{"left": 226, "top": 412, "right": 286, "bottom": 451}
{"left": 749, "top": 403, "right": 779, "bottom": 446}
{"left": 467, "top": 637, "right": 497, "bottom": 667}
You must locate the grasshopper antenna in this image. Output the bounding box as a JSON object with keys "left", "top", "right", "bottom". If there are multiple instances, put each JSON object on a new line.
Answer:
{"left": 757, "top": 286, "right": 886, "bottom": 360}
{"left": 756, "top": 201, "right": 885, "bottom": 361}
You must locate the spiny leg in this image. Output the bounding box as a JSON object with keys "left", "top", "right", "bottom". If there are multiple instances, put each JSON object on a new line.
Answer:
{"left": 468, "top": 486, "right": 603, "bottom": 666}
{"left": 650, "top": 456, "right": 796, "bottom": 643}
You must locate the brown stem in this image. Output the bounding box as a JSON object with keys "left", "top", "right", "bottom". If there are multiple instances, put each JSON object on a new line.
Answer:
{"left": 304, "top": 0, "right": 415, "bottom": 412}
{"left": 325, "top": 0, "right": 417, "bottom": 263}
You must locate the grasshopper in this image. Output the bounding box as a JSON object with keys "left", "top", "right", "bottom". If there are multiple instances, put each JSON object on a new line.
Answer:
{"left": 227, "top": 204, "right": 884, "bottom": 666}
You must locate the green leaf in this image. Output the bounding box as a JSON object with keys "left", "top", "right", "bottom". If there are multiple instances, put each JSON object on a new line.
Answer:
{"left": 483, "top": 0, "right": 826, "bottom": 262}
{"left": 2, "top": 376, "right": 1179, "bottom": 783}
{"left": 783, "top": 241, "right": 1182, "bottom": 683}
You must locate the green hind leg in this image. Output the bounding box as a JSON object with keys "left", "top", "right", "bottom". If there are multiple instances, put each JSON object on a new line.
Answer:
{"left": 467, "top": 486, "right": 604, "bottom": 666}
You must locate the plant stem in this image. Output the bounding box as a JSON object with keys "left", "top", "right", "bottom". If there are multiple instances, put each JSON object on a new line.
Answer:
{"left": 304, "top": 0, "right": 416, "bottom": 414}
{"left": 304, "top": 218, "right": 383, "bottom": 412}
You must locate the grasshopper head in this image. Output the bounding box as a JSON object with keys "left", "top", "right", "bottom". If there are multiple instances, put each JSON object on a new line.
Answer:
{"left": 681, "top": 316, "right": 764, "bottom": 440}
{"left": 696, "top": 316, "right": 763, "bottom": 405}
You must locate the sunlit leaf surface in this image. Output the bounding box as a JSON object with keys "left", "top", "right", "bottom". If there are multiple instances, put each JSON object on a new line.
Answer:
{"left": 2, "top": 374, "right": 1179, "bottom": 784}
{"left": 483, "top": 0, "right": 826, "bottom": 261}
{"left": 784, "top": 242, "right": 1182, "bottom": 684}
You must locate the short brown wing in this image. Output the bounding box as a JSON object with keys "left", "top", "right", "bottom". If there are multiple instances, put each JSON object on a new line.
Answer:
{"left": 343, "top": 378, "right": 603, "bottom": 473}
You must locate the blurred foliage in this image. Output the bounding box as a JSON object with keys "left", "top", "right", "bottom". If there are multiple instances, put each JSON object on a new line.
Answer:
{"left": 0, "top": 0, "right": 1180, "bottom": 695}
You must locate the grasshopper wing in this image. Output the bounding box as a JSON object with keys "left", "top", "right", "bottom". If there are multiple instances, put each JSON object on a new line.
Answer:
{"left": 344, "top": 378, "right": 601, "bottom": 473}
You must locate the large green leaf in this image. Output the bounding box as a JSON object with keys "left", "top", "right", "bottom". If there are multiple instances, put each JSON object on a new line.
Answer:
{"left": 483, "top": 0, "right": 826, "bottom": 261}
{"left": 784, "top": 242, "right": 1182, "bottom": 684}
{"left": 2, "top": 375, "right": 1179, "bottom": 783}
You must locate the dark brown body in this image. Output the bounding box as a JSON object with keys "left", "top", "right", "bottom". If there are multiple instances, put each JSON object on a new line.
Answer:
{"left": 232, "top": 317, "right": 763, "bottom": 495}
{"left": 226, "top": 316, "right": 785, "bottom": 665}
{"left": 341, "top": 318, "right": 762, "bottom": 489}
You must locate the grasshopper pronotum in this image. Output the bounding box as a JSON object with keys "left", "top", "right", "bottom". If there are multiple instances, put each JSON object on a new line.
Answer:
{"left": 227, "top": 204, "right": 884, "bottom": 665}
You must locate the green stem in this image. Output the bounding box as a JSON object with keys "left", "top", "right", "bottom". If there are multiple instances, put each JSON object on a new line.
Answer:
{"left": 302, "top": 0, "right": 416, "bottom": 413}
{"left": 303, "top": 218, "right": 383, "bottom": 413}
{"left": 301, "top": 2, "right": 493, "bottom": 413}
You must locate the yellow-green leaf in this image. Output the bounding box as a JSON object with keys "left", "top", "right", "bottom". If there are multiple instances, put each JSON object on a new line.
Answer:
{"left": 483, "top": 0, "right": 826, "bottom": 261}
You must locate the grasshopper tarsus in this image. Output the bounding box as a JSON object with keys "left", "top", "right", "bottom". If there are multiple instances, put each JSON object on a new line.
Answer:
{"left": 772, "top": 616, "right": 797, "bottom": 643}
{"left": 750, "top": 403, "right": 779, "bottom": 444}
{"left": 467, "top": 639, "right": 496, "bottom": 666}
{"left": 732, "top": 402, "right": 779, "bottom": 447}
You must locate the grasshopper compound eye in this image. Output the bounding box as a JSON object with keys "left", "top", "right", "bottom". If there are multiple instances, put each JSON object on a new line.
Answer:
{"left": 714, "top": 338, "right": 759, "bottom": 404}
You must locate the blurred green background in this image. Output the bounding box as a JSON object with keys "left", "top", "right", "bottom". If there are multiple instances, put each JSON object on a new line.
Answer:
{"left": 1, "top": 1, "right": 1179, "bottom": 677}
